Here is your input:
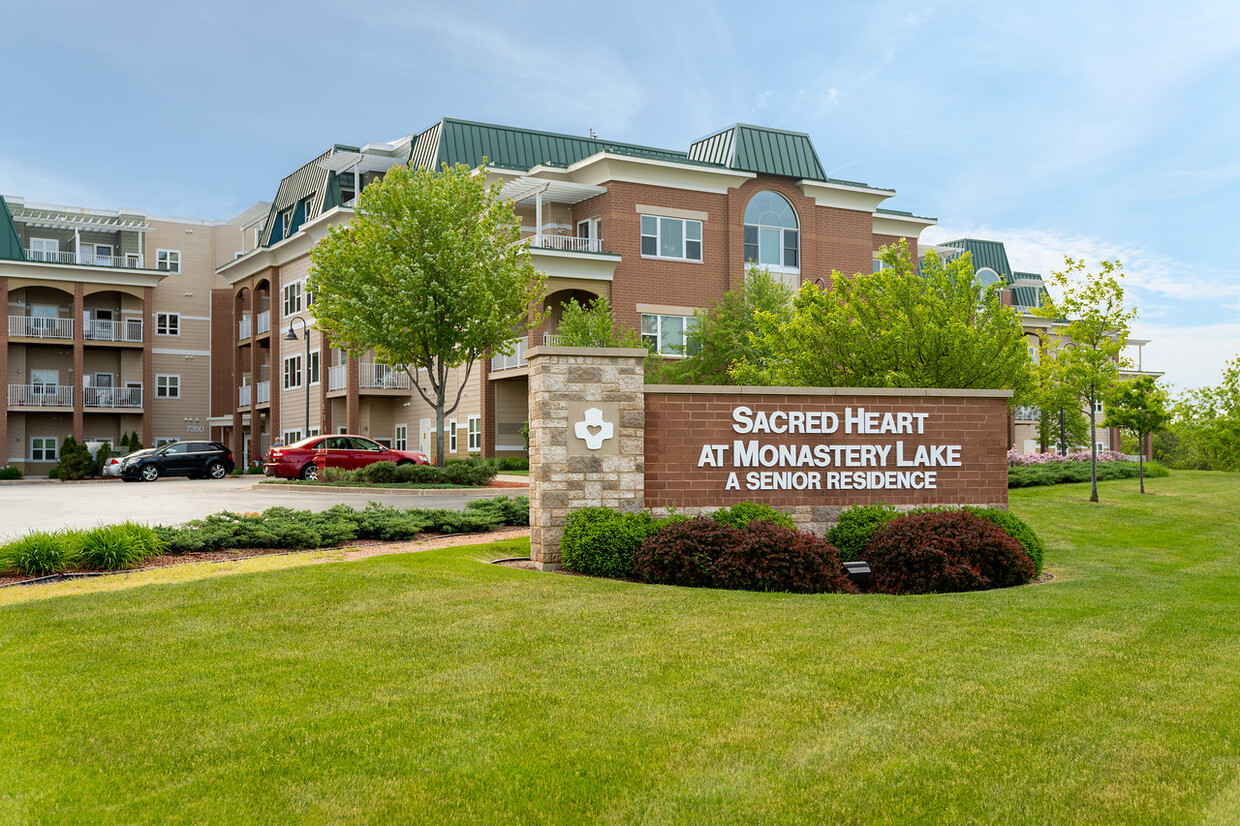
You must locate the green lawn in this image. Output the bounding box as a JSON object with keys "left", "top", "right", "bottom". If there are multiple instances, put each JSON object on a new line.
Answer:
{"left": 3, "top": 472, "right": 1239, "bottom": 823}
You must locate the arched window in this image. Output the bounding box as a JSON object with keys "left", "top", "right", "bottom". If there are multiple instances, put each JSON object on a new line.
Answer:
{"left": 744, "top": 191, "right": 799, "bottom": 271}
{"left": 976, "top": 267, "right": 1001, "bottom": 289}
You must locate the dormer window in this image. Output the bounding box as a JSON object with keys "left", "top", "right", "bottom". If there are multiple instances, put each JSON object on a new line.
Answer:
{"left": 280, "top": 209, "right": 293, "bottom": 238}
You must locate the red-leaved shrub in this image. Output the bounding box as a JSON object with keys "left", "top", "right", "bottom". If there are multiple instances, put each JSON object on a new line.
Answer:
{"left": 862, "top": 510, "right": 1035, "bottom": 595}
{"left": 633, "top": 517, "right": 856, "bottom": 594}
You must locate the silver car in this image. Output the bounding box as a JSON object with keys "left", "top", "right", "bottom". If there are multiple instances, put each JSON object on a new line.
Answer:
{"left": 103, "top": 448, "right": 155, "bottom": 478}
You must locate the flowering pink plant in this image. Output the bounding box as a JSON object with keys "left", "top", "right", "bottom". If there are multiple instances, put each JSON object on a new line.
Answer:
{"left": 1007, "top": 448, "right": 1131, "bottom": 467}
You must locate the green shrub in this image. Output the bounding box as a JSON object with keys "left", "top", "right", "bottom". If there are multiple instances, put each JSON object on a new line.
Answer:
{"left": 320, "top": 467, "right": 359, "bottom": 484}
{"left": 710, "top": 502, "right": 795, "bottom": 531}
{"left": 0, "top": 467, "right": 21, "bottom": 480}
{"left": 561, "top": 508, "right": 663, "bottom": 579}
{"left": 393, "top": 463, "right": 440, "bottom": 484}
{"left": 0, "top": 530, "right": 77, "bottom": 576}
{"left": 57, "top": 436, "right": 95, "bottom": 480}
{"left": 465, "top": 496, "right": 530, "bottom": 526}
{"left": 440, "top": 459, "right": 497, "bottom": 486}
{"left": 964, "top": 507, "right": 1046, "bottom": 574}
{"left": 1008, "top": 460, "right": 1170, "bottom": 488}
{"left": 355, "top": 503, "right": 427, "bottom": 540}
{"left": 827, "top": 505, "right": 900, "bottom": 562}
{"left": 492, "top": 457, "right": 529, "bottom": 471}
{"left": 360, "top": 461, "right": 400, "bottom": 484}
{"left": 92, "top": 442, "right": 114, "bottom": 477}
{"left": 77, "top": 523, "right": 165, "bottom": 570}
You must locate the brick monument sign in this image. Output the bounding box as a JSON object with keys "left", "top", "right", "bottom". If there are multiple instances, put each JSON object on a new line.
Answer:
{"left": 528, "top": 346, "right": 1012, "bottom": 569}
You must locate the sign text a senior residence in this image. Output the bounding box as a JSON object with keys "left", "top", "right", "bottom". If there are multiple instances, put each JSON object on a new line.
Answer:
{"left": 697, "top": 406, "right": 965, "bottom": 492}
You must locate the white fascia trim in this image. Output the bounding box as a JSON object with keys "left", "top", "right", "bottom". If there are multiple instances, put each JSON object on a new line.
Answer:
{"left": 566, "top": 152, "right": 755, "bottom": 191}
{"left": 872, "top": 213, "right": 938, "bottom": 238}
{"left": 0, "top": 259, "right": 169, "bottom": 288}
{"left": 798, "top": 180, "right": 894, "bottom": 212}
{"left": 217, "top": 207, "right": 353, "bottom": 283}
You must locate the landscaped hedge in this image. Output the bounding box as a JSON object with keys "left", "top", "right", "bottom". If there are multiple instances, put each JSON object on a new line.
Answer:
{"left": 709, "top": 502, "right": 795, "bottom": 531}
{"left": 0, "top": 467, "right": 22, "bottom": 480}
{"left": 0, "top": 498, "right": 530, "bottom": 576}
{"left": 1008, "top": 460, "right": 1169, "bottom": 488}
{"left": 317, "top": 459, "right": 497, "bottom": 487}
{"left": 826, "top": 504, "right": 899, "bottom": 562}
{"left": 634, "top": 517, "right": 855, "bottom": 594}
{"left": 560, "top": 508, "right": 672, "bottom": 579}
{"left": 862, "top": 510, "right": 1036, "bottom": 595}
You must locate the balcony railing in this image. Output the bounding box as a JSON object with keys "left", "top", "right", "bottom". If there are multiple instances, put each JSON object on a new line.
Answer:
{"left": 490, "top": 336, "right": 528, "bottom": 372}
{"left": 238, "top": 314, "right": 252, "bottom": 340}
{"left": 8, "top": 384, "right": 73, "bottom": 407}
{"left": 84, "top": 318, "right": 143, "bottom": 342}
{"left": 8, "top": 315, "right": 73, "bottom": 339}
{"left": 360, "top": 363, "right": 410, "bottom": 390}
{"left": 238, "top": 384, "right": 251, "bottom": 408}
{"left": 531, "top": 236, "right": 605, "bottom": 253}
{"left": 255, "top": 380, "right": 270, "bottom": 405}
{"left": 327, "top": 364, "right": 346, "bottom": 391}
{"left": 543, "top": 333, "right": 564, "bottom": 346}
{"left": 24, "top": 249, "right": 144, "bottom": 269}
{"left": 85, "top": 386, "right": 143, "bottom": 408}
{"left": 255, "top": 310, "right": 270, "bottom": 335}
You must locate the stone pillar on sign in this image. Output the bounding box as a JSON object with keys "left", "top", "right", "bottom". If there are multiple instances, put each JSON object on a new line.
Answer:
{"left": 526, "top": 346, "right": 647, "bottom": 570}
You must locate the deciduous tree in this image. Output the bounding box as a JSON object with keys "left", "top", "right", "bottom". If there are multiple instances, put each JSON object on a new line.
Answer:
{"left": 308, "top": 162, "right": 543, "bottom": 466}
{"left": 1104, "top": 375, "right": 1171, "bottom": 493}
{"left": 1033, "top": 258, "right": 1135, "bottom": 502}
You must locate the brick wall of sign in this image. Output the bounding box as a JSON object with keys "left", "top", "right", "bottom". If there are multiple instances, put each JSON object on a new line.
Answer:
{"left": 644, "top": 387, "right": 1011, "bottom": 530}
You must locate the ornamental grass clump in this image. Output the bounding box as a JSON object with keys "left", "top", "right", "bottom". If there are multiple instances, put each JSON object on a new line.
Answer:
{"left": 77, "top": 523, "right": 165, "bottom": 571}
{"left": 0, "top": 530, "right": 77, "bottom": 576}
{"left": 862, "top": 510, "right": 1035, "bottom": 595}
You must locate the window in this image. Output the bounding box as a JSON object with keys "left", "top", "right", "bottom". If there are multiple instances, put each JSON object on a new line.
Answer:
{"left": 156, "top": 313, "right": 180, "bottom": 336}
{"left": 449, "top": 419, "right": 458, "bottom": 453}
{"left": 281, "top": 209, "right": 293, "bottom": 238}
{"left": 468, "top": 416, "right": 481, "bottom": 451}
{"left": 156, "top": 250, "right": 181, "bottom": 273}
{"left": 156, "top": 375, "right": 180, "bottom": 399}
{"left": 641, "top": 314, "right": 696, "bottom": 356}
{"left": 308, "top": 350, "right": 320, "bottom": 386}
{"left": 30, "top": 369, "right": 58, "bottom": 394}
{"left": 282, "top": 429, "right": 302, "bottom": 445}
{"left": 283, "top": 281, "right": 303, "bottom": 316}
{"left": 308, "top": 427, "right": 320, "bottom": 437}
{"left": 744, "top": 191, "right": 799, "bottom": 271}
{"left": 640, "top": 215, "right": 702, "bottom": 261}
{"left": 29, "top": 238, "right": 58, "bottom": 262}
{"left": 155, "top": 437, "right": 177, "bottom": 447}
{"left": 394, "top": 424, "right": 408, "bottom": 451}
{"left": 30, "top": 437, "right": 57, "bottom": 461}
{"left": 299, "top": 195, "right": 315, "bottom": 224}
{"left": 283, "top": 354, "right": 303, "bottom": 390}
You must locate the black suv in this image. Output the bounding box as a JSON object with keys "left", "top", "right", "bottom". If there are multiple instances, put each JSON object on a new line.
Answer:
{"left": 120, "top": 441, "right": 235, "bottom": 482}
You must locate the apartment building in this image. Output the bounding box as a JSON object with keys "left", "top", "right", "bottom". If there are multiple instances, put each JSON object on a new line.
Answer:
{"left": 0, "top": 195, "right": 267, "bottom": 474}
{"left": 213, "top": 118, "right": 936, "bottom": 465}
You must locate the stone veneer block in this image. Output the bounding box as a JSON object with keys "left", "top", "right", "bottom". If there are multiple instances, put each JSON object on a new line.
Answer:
{"left": 527, "top": 346, "right": 648, "bottom": 569}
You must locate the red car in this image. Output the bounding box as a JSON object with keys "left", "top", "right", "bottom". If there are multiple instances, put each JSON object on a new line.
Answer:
{"left": 265, "top": 434, "right": 430, "bottom": 480}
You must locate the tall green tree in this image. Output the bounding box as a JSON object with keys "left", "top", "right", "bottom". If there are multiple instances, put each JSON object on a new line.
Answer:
{"left": 732, "top": 239, "right": 1033, "bottom": 398}
{"left": 308, "top": 162, "right": 544, "bottom": 466}
{"left": 1033, "top": 258, "right": 1135, "bottom": 502}
{"left": 1163, "top": 356, "right": 1240, "bottom": 471}
{"left": 654, "top": 264, "right": 793, "bottom": 385}
{"left": 553, "top": 296, "right": 643, "bottom": 348}
{"left": 1104, "top": 375, "right": 1171, "bottom": 493}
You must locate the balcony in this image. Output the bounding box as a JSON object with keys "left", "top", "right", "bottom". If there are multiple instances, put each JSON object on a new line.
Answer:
{"left": 256, "top": 310, "right": 271, "bottom": 336}
{"left": 84, "top": 318, "right": 143, "bottom": 343}
{"left": 85, "top": 386, "right": 143, "bottom": 409}
{"left": 543, "top": 334, "right": 564, "bottom": 346}
{"left": 8, "top": 384, "right": 73, "bottom": 407}
{"left": 327, "top": 364, "right": 346, "bottom": 392}
{"left": 238, "top": 314, "right": 252, "bottom": 340}
{"left": 8, "top": 315, "right": 73, "bottom": 339}
{"left": 255, "top": 380, "right": 270, "bottom": 405}
{"left": 24, "top": 248, "right": 144, "bottom": 269}
{"left": 491, "top": 337, "right": 528, "bottom": 372}
{"left": 238, "top": 384, "right": 251, "bottom": 408}
{"left": 530, "top": 235, "right": 605, "bottom": 254}
{"left": 360, "top": 363, "right": 411, "bottom": 391}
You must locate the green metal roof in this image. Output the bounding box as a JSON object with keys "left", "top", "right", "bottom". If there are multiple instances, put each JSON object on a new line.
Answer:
{"left": 941, "top": 239, "right": 1013, "bottom": 281}
{"left": 0, "top": 196, "right": 25, "bottom": 262}
{"left": 411, "top": 118, "right": 704, "bottom": 173}
{"left": 689, "top": 124, "right": 829, "bottom": 180}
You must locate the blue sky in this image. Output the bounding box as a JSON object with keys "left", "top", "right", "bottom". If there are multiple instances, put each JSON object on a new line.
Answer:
{"left": 3, "top": 0, "right": 1237, "bottom": 390}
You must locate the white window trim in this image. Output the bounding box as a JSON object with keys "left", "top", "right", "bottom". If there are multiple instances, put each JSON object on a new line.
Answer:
{"left": 308, "top": 349, "right": 320, "bottom": 386}
{"left": 283, "top": 354, "right": 303, "bottom": 390}
{"left": 449, "top": 419, "right": 458, "bottom": 453}
{"left": 467, "top": 416, "right": 481, "bottom": 451}
{"left": 156, "top": 249, "right": 181, "bottom": 273}
{"left": 282, "top": 280, "right": 304, "bottom": 317}
{"left": 156, "top": 374, "right": 181, "bottom": 399}
{"left": 155, "top": 437, "right": 177, "bottom": 447}
{"left": 282, "top": 429, "right": 303, "bottom": 445}
{"left": 641, "top": 313, "right": 696, "bottom": 358}
{"left": 29, "top": 436, "right": 58, "bottom": 461}
{"left": 640, "top": 214, "right": 703, "bottom": 263}
{"left": 156, "top": 312, "right": 181, "bottom": 336}
{"left": 395, "top": 423, "right": 409, "bottom": 451}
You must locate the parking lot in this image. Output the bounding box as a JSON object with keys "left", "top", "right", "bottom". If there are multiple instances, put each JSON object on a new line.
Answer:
{"left": 0, "top": 476, "right": 522, "bottom": 540}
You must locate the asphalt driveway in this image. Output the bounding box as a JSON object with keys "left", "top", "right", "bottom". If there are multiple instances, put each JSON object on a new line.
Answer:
{"left": 0, "top": 476, "right": 523, "bottom": 540}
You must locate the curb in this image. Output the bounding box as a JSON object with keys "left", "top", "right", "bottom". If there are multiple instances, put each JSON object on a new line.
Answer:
{"left": 256, "top": 483, "right": 526, "bottom": 497}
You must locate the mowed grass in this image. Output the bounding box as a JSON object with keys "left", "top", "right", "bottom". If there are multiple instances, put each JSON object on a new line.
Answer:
{"left": 2, "top": 473, "right": 1239, "bottom": 824}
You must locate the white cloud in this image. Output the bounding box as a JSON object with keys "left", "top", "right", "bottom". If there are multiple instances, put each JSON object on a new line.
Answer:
{"left": 1129, "top": 320, "right": 1240, "bottom": 392}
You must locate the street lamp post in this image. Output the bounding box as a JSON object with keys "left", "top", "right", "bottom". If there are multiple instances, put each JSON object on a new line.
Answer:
{"left": 285, "top": 316, "right": 310, "bottom": 441}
